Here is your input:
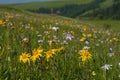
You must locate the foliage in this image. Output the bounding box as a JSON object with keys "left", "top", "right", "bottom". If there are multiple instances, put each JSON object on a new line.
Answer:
{"left": 0, "top": 6, "right": 120, "bottom": 80}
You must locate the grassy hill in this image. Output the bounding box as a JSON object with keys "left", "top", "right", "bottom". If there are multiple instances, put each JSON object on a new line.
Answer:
{"left": 9, "top": 0, "right": 120, "bottom": 19}
{"left": 0, "top": 6, "right": 120, "bottom": 80}
{"left": 11, "top": 0, "right": 94, "bottom": 9}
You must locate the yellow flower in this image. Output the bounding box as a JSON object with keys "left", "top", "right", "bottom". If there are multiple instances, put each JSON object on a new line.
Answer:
{"left": 57, "top": 47, "right": 64, "bottom": 52}
{"left": 92, "top": 71, "right": 96, "bottom": 76}
{"left": 11, "top": 26, "right": 15, "bottom": 29}
{"left": 113, "top": 37, "right": 118, "bottom": 42}
{"left": 83, "top": 25, "right": 87, "bottom": 31}
{"left": 87, "top": 33, "right": 92, "bottom": 38}
{"left": 80, "top": 37, "right": 86, "bottom": 42}
{"left": 7, "top": 15, "right": 12, "bottom": 19}
{"left": 0, "top": 20, "right": 5, "bottom": 25}
{"left": 31, "top": 48, "right": 43, "bottom": 62}
{"left": 78, "top": 49, "right": 92, "bottom": 62}
{"left": 49, "top": 39, "right": 57, "bottom": 48}
{"left": 19, "top": 52, "right": 30, "bottom": 63}
{"left": 45, "top": 49, "right": 57, "bottom": 61}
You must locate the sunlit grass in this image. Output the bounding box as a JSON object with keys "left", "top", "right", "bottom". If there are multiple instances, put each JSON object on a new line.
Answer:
{"left": 0, "top": 7, "right": 120, "bottom": 80}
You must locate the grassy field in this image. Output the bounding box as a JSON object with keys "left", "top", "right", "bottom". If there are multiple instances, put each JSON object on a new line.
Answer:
{"left": 0, "top": 6, "right": 120, "bottom": 80}
{"left": 78, "top": 20, "right": 120, "bottom": 32}
{"left": 9, "top": 0, "right": 114, "bottom": 10}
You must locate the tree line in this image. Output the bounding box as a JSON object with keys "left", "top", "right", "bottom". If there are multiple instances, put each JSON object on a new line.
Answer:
{"left": 28, "top": 0, "right": 120, "bottom": 20}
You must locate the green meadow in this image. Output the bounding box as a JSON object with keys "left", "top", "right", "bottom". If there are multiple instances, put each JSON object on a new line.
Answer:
{"left": 0, "top": 2, "right": 120, "bottom": 80}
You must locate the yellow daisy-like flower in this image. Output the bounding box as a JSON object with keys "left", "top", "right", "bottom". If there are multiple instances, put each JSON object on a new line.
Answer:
{"left": 57, "top": 47, "right": 64, "bottom": 52}
{"left": 78, "top": 49, "right": 92, "bottom": 62}
{"left": 80, "top": 37, "right": 86, "bottom": 42}
{"left": 83, "top": 25, "right": 87, "bottom": 32}
{"left": 0, "top": 20, "right": 5, "bottom": 25}
{"left": 19, "top": 52, "right": 30, "bottom": 63}
{"left": 113, "top": 37, "right": 119, "bottom": 42}
{"left": 49, "top": 39, "right": 57, "bottom": 48}
{"left": 87, "top": 33, "right": 92, "bottom": 38}
{"left": 31, "top": 48, "right": 43, "bottom": 62}
{"left": 45, "top": 49, "right": 57, "bottom": 61}
{"left": 92, "top": 71, "right": 96, "bottom": 76}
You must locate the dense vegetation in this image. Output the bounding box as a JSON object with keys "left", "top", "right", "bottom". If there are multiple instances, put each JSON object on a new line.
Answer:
{"left": 0, "top": 6, "right": 120, "bottom": 80}
{"left": 28, "top": 0, "right": 120, "bottom": 19}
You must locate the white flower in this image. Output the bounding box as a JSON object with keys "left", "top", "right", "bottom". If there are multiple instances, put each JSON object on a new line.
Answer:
{"left": 37, "top": 34, "right": 42, "bottom": 37}
{"left": 101, "top": 64, "right": 112, "bottom": 71}
{"left": 118, "top": 63, "right": 120, "bottom": 67}
{"left": 83, "top": 46, "right": 90, "bottom": 50}
{"left": 61, "top": 40, "right": 68, "bottom": 45}
{"left": 38, "top": 40, "right": 43, "bottom": 43}
{"left": 64, "top": 33, "right": 74, "bottom": 40}
{"left": 25, "top": 25, "right": 30, "bottom": 29}
{"left": 52, "top": 27, "right": 59, "bottom": 31}
{"left": 56, "top": 22, "right": 59, "bottom": 25}
{"left": 101, "top": 41, "right": 104, "bottom": 43}
{"left": 107, "top": 53, "right": 114, "bottom": 57}
{"left": 96, "top": 44, "right": 99, "bottom": 46}
{"left": 85, "top": 41, "right": 89, "bottom": 44}
{"left": 22, "top": 37, "right": 29, "bottom": 44}
{"left": 110, "top": 47, "right": 113, "bottom": 52}
{"left": 22, "top": 37, "right": 29, "bottom": 42}
{"left": 0, "top": 46, "right": 1, "bottom": 50}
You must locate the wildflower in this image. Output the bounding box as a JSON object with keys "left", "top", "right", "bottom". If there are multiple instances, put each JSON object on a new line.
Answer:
{"left": 83, "top": 25, "right": 87, "bottom": 31}
{"left": 7, "top": 15, "right": 12, "bottom": 19}
{"left": 37, "top": 34, "right": 42, "bottom": 37}
{"left": 87, "top": 33, "right": 92, "bottom": 38}
{"left": 80, "top": 37, "right": 86, "bottom": 42}
{"left": 52, "top": 27, "right": 59, "bottom": 31}
{"left": 31, "top": 48, "right": 43, "bottom": 62}
{"left": 57, "top": 47, "right": 64, "bottom": 52}
{"left": 113, "top": 37, "right": 119, "bottom": 42}
{"left": 38, "top": 40, "right": 43, "bottom": 43}
{"left": 11, "top": 26, "right": 15, "bottom": 29}
{"left": 85, "top": 41, "right": 89, "bottom": 44}
{"left": 49, "top": 39, "right": 57, "bottom": 48}
{"left": 118, "top": 74, "right": 120, "bottom": 78}
{"left": 92, "top": 71, "right": 96, "bottom": 76}
{"left": 61, "top": 40, "right": 68, "bottom": 45}
{"left": 110, "top": 47, "right": 114, "bottom": 52}
{"left": 25, "top": 25, "right": 30, "bottom": 29}
{"left": 96, "top": 44, "right": 99, "bottom": 46}
{"left": 22, "top": 37, "right": 29, "bottom": 44}
{"left": 101, "top": 64, "right": 112, "bottom": 71}
{"left": 107, "top": 53, "right": 114, "bottom": 57}
{"left": 78, "top": 49, "right": 92, "bottom": 62}
{"left": 83, "top": 46, "right": 90, "bottom": 50}
{"left": 64, "top": 32, "right": 73, "bottom": 40}
{"left": 7, "top": 22, "right": 13, "bottom": 26}
{"left": 45, "top": 49, "right": 57, "bottom": 61}
{"left": 0, "top": 20, "right": 5, "bottom": 25}
{"left": 0, "top": 46, "right": 2, "bottom": 50}
{"left": 118, "top": 62, "right": 120, "bottom": 67}
{"left": 19, "top": 52, "right": 30, "bottom": 63}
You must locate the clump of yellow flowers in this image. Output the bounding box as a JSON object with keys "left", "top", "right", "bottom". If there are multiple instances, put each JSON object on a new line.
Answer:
{"left": 19, "top": 46, "right": 64, "bottom": 63}
{"left": 45, "top": 47, "right": 64, "bottom": 61}
{"left": 78, "top": 49, "right": 92, "bottom": 62}
{"left": 19, "top": 46, "right": 43, "bottom": 63}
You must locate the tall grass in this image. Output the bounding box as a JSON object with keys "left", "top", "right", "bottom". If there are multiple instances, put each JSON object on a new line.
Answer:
{"left": 0, "top": 7, "right": 120, "bottom": 80}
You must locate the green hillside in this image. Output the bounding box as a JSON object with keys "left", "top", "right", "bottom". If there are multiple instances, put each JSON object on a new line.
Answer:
{"left": 0, "top": 6, "right": 120, "bottom": 80}
{"left": 9, "top": 0, "right": 120, "bottom": 19}
{"left": 11, "top": 0, "right": 93, "bottom": 9}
